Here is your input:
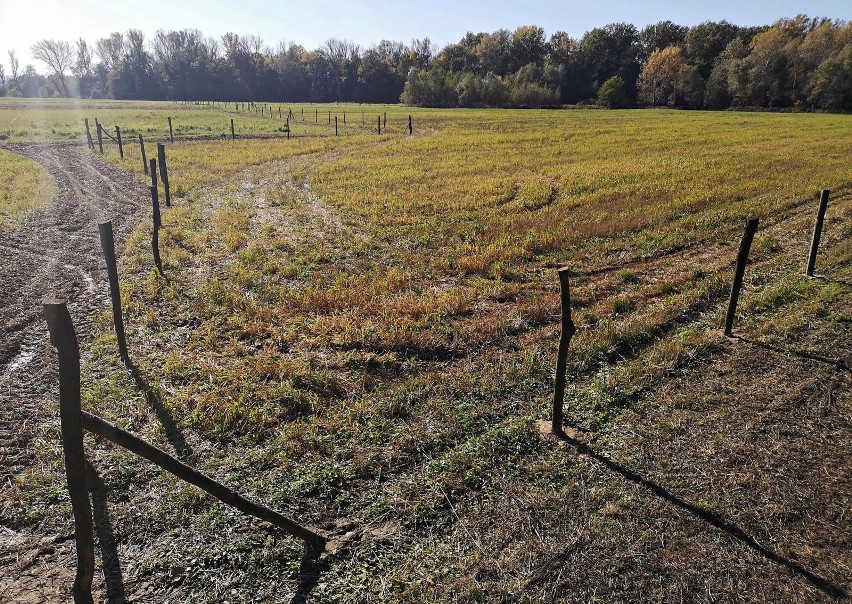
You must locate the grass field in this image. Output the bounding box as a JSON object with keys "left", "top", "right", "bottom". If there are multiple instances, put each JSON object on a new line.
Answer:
{"left": 2, "top": 99, "right": 851, "bottom": 601}
{"left": 0, "top": 148, "right": 56, "bottom": 228}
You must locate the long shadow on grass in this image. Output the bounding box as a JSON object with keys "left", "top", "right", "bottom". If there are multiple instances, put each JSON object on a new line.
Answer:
{"left": 812, "top": 274, "right": 852, "bottom": 288}
{"left": 288, "top": 545, "right": 327, "bottom": 604}
{"left": 88, "top": 468, "right": 128, "bottom": 604}
{"left": 732, "top": 335, "right": 848, "bottom": 371}
{"left": 125, "top": 359, "right": 194, "bottom": 460}
{"left": 553, "top": 429, "right": 846, "bottom": 599}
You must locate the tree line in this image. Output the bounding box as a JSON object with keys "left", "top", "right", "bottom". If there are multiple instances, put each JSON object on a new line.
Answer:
{"left": 1, "top": 15, "right": 849, "bottom": 111}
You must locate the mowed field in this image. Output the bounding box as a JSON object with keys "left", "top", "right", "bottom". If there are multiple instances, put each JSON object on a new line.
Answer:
{"left": 1, "top": 99, "right": 851, "bottom": 602}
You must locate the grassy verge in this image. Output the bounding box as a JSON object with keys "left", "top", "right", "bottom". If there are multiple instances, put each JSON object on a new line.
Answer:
{"left": 0, "top": 148, "right": 57, "bottom": 228}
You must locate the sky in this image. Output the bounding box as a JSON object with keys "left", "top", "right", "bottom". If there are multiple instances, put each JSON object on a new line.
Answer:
{"left": 1, "top": 0, "right": 849, "bottom": 72}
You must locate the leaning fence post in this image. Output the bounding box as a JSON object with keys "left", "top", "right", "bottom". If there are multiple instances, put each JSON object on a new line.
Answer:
{"left": 139, "top": 135, "right": 148, "bottom": 175}
{"left": 231, "top": 118, "right": 235, "bottom": 140}
{"left": 83, "top": 118, "right": 94, "bottom": 150}
{"left": 168, "top": 116, "right": 174, "bottom": 143}
{"left": 724, "top": 216, "right": 759, "bottom": 336}
{"left": 115, "top": 126, "right": 123, "bottom": 159}
{"left": 98, "top": 221, "right": 129, "bottom": 362}
{"left": 95, "top": 120, "right": 103, "bottom": 154}
{"left": 552, "top": 267, "right": 577, "bottom": 434}
{"left": 806, "top": 189, "right": 830, "bottom": 277}
{"left": 156, "top": 143, "right": 171, "bottom": 207}
{"left": 43, "top": 301, "right": 96, "bottom": 604}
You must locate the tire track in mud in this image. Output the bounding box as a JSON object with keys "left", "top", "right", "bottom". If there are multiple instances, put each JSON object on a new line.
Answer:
{"left": 0, "top": 143, "right": 149, "bottom": 599}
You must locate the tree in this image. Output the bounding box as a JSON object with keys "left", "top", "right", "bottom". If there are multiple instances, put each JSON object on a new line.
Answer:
{"left": 74, "top": 39, "right": 94, "bottom": 97}
{"left": 638, "top": 21, "right": 688, "bottom": 62}
{"left": 637, "top": 46, "right": 687, "bottom": 105}
{"left": 596, "top": 75, "right": 627, "bottom": 108}
{"left": 578, "top": 23, "right": 641, "bottom": 100}
{"left": 809, "top": 43, "right": 852, "bottom": 110}
{"left": 8, "top": 50, "right": 19, "bottom": 92}
{"left": 96, "top": 32, "right": 124, "bottom": 73}
{"left": 509, "top": 25, "right": 546, "bottom": 72}
{"left": 704, "top": 38, "right": 748, "bottom": 109}
{"left": 31, "top": 39, "right": 74, "bottom": 96}
{"left": 685, "top": 21, "right": 740, "bottom": 79}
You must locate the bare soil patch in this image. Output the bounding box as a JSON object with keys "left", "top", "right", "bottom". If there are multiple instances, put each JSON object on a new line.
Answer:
{"left": 0, "top": 143, "right": 149, "bottom": 602}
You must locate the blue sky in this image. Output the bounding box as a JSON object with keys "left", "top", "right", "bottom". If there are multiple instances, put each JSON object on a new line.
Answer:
{"left": 1, "top": 0, "right": 849, "bottom": 71}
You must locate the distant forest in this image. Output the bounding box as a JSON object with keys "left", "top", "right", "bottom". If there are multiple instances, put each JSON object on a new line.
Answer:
{"left": 2, "top": 15, "right": 850, "bottom": 110}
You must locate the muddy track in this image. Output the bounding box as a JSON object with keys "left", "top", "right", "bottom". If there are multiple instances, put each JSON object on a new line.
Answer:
{"left": 0, "top": 144, "right": 149, "bottom": 589}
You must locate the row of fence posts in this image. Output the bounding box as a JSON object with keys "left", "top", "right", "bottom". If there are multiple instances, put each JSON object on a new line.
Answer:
{"left": 50, "top": 124, "right": 329, "bottom": 597}
{"left": 47, "top": 161, "right": 837, "bottom": 597}
{"left": 551, "top": 189, "right": 835, "bottom": 434}
{"left": 133, "top": 102, "right": 416, "bottom": 140}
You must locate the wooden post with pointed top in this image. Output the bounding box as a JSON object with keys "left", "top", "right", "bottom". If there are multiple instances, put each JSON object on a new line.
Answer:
{"left": 98, "top": 221, "right": 129, "bottom": 362}
{"left": 552, "top": 267, "right": 576, "bottom": 434}
{"left": 43, "top": 301, "right": 95, "bottom": 604}
{"left": 806, "top": 189, "right": 830, "bottom": 277}
{"left": 139, "top": 135, "right": 148, "bottom": 175}
{"left": 724, "top": 216, "right": 759, "bottom": 336}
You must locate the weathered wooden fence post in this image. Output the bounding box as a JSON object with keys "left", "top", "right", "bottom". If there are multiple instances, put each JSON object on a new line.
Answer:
{"left": 335, "top": 116, "right": 338, "bottom": 136}
{"left": 408, "top": 115, "right": 413, "bottom": 135}
{"left": 156, "top": 143, "right": 171, "bottom": 207}
{"left": 168, "top": 117, "right": 174, "bottom": 143}
{"left": 115, "top": 126, "right": 123, "bottom": 159}
{"left": 231, "top": 118, "right": 235, "bottom": 140}
{"left": 383, "top": 112, "right": 387, "bottom": 130}
{"left": 149, "top": 159, "right": 163, "bottom": 274}
{"left": 343, "top": 111, "right": 346, "bottom": 124}
{"left": 377, "top": 115, "right": 381, "bottom": 135}
{"left": 806, "top": 189, "right": 830, "bottom": 277}
{"left": 97, "top": 221, "right": 129, "bottom": 362}
{"left": 328, "top": 111, "right": 331, "bottom": 124}
{"left": 83, "top": 118, "right": 94, "bottom": 150}
{"left": 43, "top": 301, "right": 96, "bottom": 604}
{"left": 724, "top": 216, "right": 759, "bottom": 336}
{"left": 315, "top": 108, "right": 318, "bottom": 123}
{"left": 552, "top": 267, "right": 576, "bottom": 434}
{"left": 139, "top": 134, "right": 148, "bottom": 175}
{"left": 95, "top": 120, "right": 103, "bottom": 154}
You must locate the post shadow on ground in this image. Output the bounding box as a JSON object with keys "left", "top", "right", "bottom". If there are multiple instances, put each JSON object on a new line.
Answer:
{"left": 731, "top": 335, "right": 848, "bottom": 371}
{"left": 123, "top": 358, "right": 193, "bottom": 460}
{"left": 87, "top": 466, "right": 128, "bottom": 604}
{"left": 551, "top": 428, "right": 847, "bottom": 600}
{"left": 288, "top": 544, "right": 327, "bottom": 604}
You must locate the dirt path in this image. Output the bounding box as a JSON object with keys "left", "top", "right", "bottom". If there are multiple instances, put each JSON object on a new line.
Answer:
{"left": 0, "top": 143, "right": 149, "bottom": 602}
